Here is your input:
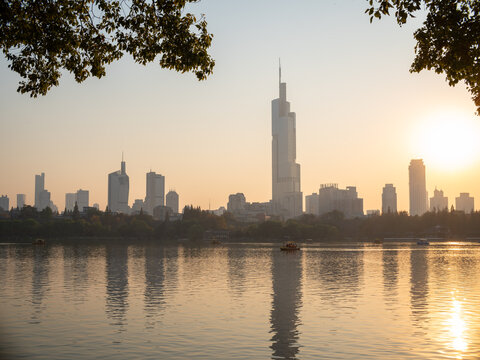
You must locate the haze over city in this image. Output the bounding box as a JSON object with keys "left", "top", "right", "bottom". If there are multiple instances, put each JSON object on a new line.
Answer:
{"left": 1, "top": 0, "right": 480, "bottom": 213}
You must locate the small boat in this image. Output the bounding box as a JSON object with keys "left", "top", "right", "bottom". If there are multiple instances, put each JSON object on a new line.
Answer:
{"left": 417, "top": 239, "right": 430, "bottom": 245}
{"left": 280, "top": 241, "right": 300, "bottom": 251}
{"left": 32, "top": 238, "right": 46, "bottom": 245}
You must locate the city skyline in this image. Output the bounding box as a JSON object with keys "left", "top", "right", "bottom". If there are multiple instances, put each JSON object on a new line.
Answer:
{"left": 1, "top": 1, "right": 480, "bottom": 212}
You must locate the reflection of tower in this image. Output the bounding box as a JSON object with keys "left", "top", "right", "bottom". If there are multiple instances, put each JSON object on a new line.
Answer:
{"left": 410, "top": 249, "right": 429, "bottom": 327}
{"left": 105, "top": 245, "right": 129, "bottom": 326}
{"left": 31, "top": 246, "right": 49, "bottom": 324}
{"left": 63, "top": 245, "right": 89, "bottom": 303}
{"left": 227, "top": 247, "right": 247, "bottom": 298}
{"left": 270, "top": 250, "right": 303, "bottom": 360}
{"left": 382, "top": 249, "right": 399, "bottom": 307}
{"left": 144, "top": 246, "right": 166, "bottom": 325}
{"left": 271, "top": 63, "right": 302, "bottom": 219}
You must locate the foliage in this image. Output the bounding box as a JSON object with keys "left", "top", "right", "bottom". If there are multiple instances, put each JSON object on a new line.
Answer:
{"left": 367, "top": 0, "right": 480, "bottom": 113}
{"left": 0, "top": 0, "right": 214, "bottom": 96}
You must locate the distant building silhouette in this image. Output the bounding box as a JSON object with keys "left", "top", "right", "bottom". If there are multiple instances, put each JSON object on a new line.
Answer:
{"left": 38, "top": 189, "right": 52, "bottom": 211}
{"left": 131, "top": 199, "right": 144, "bottom": 214}
{"left": 166, "top": 190, "right": 179, "bottom": 214}
{"left": 455, "top": 193, "right": 474, "bottom": 213}
{"left": 409, "top": 159, "right": 427, "bottom": 216}
{"left": 93, "top": 203, "right": 100, "bottom": 210}
{"left": 108, "top": 157, "right": 129, "bottom": 213}
{"left": 227, "top": 193, "right": 246, "bottom": 213}
{"left": 34, "top": 172, "right": 45, "bottom": 209}
{"left": 306, "top": 184, "right": 363, "bottom": 218}
{"left": 430, "top": 188, "right": 448, "bottom": 212}
{"left": 145, "top": 171, "right": 165, "bottom": 215}
{"left": 153, "top": 205, "right": 173, "bottom": 221}
{"left": 76, "top": 189, "right": 89, "bottom": 212}
{"left": 65, "top": 193, "right": 76, "bottom": 211}
{"left": 271, "top": 64, "right": 302, "bottom": 219}
{"left": 367, "top": 209, "right": 380, "bottom": 216}
{"left": 16, "top": 194, "right": 25, "bottom": 209}
{"left": 382, "top": 184, "right": 397, "bottom": 214}
{"left": 0, "top": 195, "right": 9, "bottom": 211}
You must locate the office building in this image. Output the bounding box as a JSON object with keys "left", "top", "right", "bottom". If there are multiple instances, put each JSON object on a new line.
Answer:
{"left": 430, "top": 188, "right": 448, "bottom": 212}
{"left": 0, "top": 195, "right": 9, "bottom": 211}
{"left": 271, "top": 65, "right": 302, "bottom": 219}
{"left": 76, "top": 189, "right": 89, "bottom": 212}
{"left": 305, "top": 193, "right": 320, "bottom": 215}
{"left": 317, "top": 184, "right": 363, "bottom": 218}
{"left": 227, "top": 193, "right": 246, "bottom": 213}
{"left": 65, "top": 193, "right": 76, "bottom": 212}
{"left": 34, "top": 172, "right": 45, "bottom": 209}
{"left": 108, "top": 157, "right": 130, "bottom": 213}
{"left": 145, "top": 171, "right": 165, "bottom": 215}
{"left": 456, "top": 193, "right": 474, "bottom": 213}
{"left": 131, "top": 199, "right": 144, "bottom": 214}
{"left": 382, "top": 184, "right": 397, "bottom": 214}
{"left": 409, "top": 159, "right": 428, "bottom": 216}
{"left": 166, "top": 190, "right": 179, "bottom": 214}
{"left": 16, "top": 194, "right": 26, "bottom": 209}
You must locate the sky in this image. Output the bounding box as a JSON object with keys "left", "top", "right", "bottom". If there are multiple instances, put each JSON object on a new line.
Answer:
{"left": 1, "top": 0, "right": 480, "bottom": 213}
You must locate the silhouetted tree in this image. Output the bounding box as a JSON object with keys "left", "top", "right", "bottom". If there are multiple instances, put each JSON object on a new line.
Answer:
{"left": 368, "top": 0, "right": 480, "bottom": 113}
{"left": 0, "top": 0, "right": 214, "bottom": 96}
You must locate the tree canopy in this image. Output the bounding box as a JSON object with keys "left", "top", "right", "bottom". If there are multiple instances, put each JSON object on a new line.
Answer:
{"left": 0, "top": 0, "right": 214, "bottom": 96}
{"left": 367, "top": 0, "right": 480, "bottom": 113}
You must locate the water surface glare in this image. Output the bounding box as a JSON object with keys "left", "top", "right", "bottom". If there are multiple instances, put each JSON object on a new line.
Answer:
{"left": 1, "top": 242, "right": 480, "bottom": 359}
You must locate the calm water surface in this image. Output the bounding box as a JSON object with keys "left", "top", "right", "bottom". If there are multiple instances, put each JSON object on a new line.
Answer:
{"left": 1, "top": 241, "right": 480, "bottom": 359}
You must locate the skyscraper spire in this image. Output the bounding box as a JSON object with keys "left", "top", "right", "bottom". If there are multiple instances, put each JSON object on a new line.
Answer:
{"left": 279, "top": 58, "right": 281, "bottom": 86}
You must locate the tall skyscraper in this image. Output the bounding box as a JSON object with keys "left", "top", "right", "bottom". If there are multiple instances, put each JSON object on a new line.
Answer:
{"left": 76, "top": 189, "right": 89, "bottom": 211}
{"left": 0, "top": 195, "right": 9, "bottom": 211}
{"left": 65, "top": 193, "right": 76, "bottom": 211}
{"left": 16, "top": 194, "right": 26, "bottom": 209}
{"left": 430, "top": 188, "right": 448, "bottom": 212}
{"left": 166, "top": 190, "right": 179, "bottom": 214}
{"left": 456, "top": 193, "right": 474, "bottom": 213}
{"left": 271, "top": 64, "right": 302, "bottom": 219}
{"left": 382, "top": 184, "right": 397, "bottom": 214}
{"left": 34, "top": 172, "right": 45, "bottom": 209}
{"left": 145, "top": 171, "right": 165, "bottom": 215}
{"left": 108, "top": 157, "right": 130, "bottom": 213}
{"left": 409, "top": 159, "right": 427, "bottom": 216}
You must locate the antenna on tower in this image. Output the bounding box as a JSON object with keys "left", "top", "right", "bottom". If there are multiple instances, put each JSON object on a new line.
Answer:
{"left": 279, "top": 58, "right": 281, "bottom": 84}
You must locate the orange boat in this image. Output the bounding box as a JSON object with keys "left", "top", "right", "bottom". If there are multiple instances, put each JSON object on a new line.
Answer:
{"left": 280, "top": 241, "right": 300, "bottom": 251}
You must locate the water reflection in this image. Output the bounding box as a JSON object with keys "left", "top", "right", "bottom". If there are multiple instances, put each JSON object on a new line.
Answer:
{"left": 105, "top": 245, "right": 129, "bottom": 327}
{"left": 31, "top": 246, "right": 49, "bottom": 324}
{"left": 410, "top": 249, "right": 429, "bottom": 330}
{"left": 382, "top": 249, "right": 399, "bottom": 308}
{"left": 63, "top": 245, "right": 89, "bottom": 303}
{"left": 270, "top": 250, "right": 303, "bottom": 360}
{"left": 227, "top": 247, "right": 247, "bottom": 298}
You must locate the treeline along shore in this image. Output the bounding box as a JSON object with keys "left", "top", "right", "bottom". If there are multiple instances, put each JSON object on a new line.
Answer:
{"left": 1, "top": 205, "right": 480, "bottom": 242}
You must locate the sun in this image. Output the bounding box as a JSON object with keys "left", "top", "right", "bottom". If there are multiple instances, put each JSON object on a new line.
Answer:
{"left": 411, "top": 110, "right": 480, "bottom": 171}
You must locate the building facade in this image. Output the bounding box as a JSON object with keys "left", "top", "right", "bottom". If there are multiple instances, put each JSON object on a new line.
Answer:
{"left": 271, "top": 66, "right": 302, "bottom": 219}
{"left": 145, "top": 171, "right": 165, "bottom": 215}
{"left": 318, "top": 184, "right": 363, "bottom": 218}
{"left": 108, "top": 158, "right": 129, "bottom": 213}
{"left": 16, "top": 194, "right": 26, "bottom": 209}
{"left": 76, "top": 189, "right": 89, "bottom": 212}
{"left": 65, "top": 193, "right": 76, "bottom": 212}
{"left": 305, "top": 193, "right": 320, "bottom": 215}
{"left": 456, "top": 193, "right": 474, "bottom": 213}
{"left": 166, "top": 190, "right": 179, "bottom": 214}
{"left": 382, "top": 184, "right": 397, "bottom": 214}
{"left": 34, "top": 172, "right": 45, "bottom": 209}
{"left": 430, "top": 188, "right": 448, "bottom": 212}
{"left": 409, "top": 159, "right": 428, "bottom": 216}
{"left": 0, "top": 195, "right": 9, "bottom": 211}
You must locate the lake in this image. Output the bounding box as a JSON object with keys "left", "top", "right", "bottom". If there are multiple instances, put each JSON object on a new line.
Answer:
{"left": 1, "top": 241, "right": 480, "bottom": 359}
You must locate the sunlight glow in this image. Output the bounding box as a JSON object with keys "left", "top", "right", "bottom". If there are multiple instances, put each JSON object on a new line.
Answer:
{"left": 447, "top": 298, "right": 467, "bottom": 354}
{"left": 411, "top": 110, "right": 480, "bottom": 172}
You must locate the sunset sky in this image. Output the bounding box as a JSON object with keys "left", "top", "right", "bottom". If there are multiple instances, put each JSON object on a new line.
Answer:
{"left": 1, "top": 0, "right": 479, "bottom": 212}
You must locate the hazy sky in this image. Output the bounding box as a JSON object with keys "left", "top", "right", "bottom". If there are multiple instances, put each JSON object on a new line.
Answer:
{"left": 1, "top": 0, "right": 479, "bottom": 212}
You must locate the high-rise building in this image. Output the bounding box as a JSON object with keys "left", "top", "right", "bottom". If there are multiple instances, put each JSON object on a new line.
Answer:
{"left": 0, "top": 195, "right": 9, "bottom": 211}
{"left": 456, "top": 193, "right": 474, "bottom": 213}
{"left": 145, "top": 171, "right": 165, "bottom": 215}
{"left": 76, "top": 189, "right": 89, "bottom": 212}
{"left": 317, "top": 184, "right": 363, "bottom": 218}
{"left": 16, "top": 194, "right": 26, "bottom": 209}
{"left": 430, "top": 188, "right": 448, "bottom": 212}
{"left": 131, "top": 199, "right": 144, "bottom": 213}
{"left": 227, "top": 193, "right": 246, "bottom": 213}
{"left": 305, "top": 193, "right": 320, "bottom": 215}
{"left": 93, "top": 203, "right": 100, "bottom": 210}
{"left": 166, "top": 190, "right": 179, "bottom": 214}
{"left": 271, "top": 65, "right": 302, "bottom": 219}
{"left": 34, "top": 172, "right": 45, "bottom": 209}
{"left": 38, "top": 189, "right": 51, "bottom": 211}
{"left": 65, "top": 193, "right": 76, "bottom": 211}
{"left": 409, "top": 159, "right": 427, "bottom": 216}
{"left": 382, "top": 184, "right": 397, "bottom": 214}
{"left": 108, "top": 157, "right": 129, "bottom": 213}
